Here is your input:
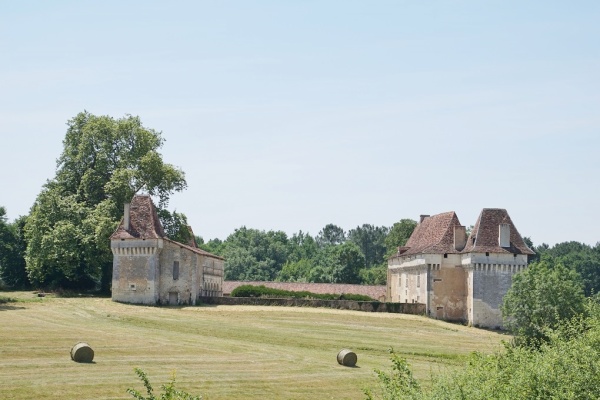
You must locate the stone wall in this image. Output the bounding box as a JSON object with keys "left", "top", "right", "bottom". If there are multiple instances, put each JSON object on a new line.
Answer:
{"left": 199, "top": 296, "right": 426, "bottom": 314}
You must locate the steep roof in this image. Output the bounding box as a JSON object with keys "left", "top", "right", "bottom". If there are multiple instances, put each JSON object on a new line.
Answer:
{"left": 462, "top": 208, "right": 534, "bottom": 255}
{"left": 401, "top": 211, "right": 464, "bottom": 256}
{"left": 163, "top": 238, "right": 224, "bottom": 260}
{"left": 110, "top": 195, "right": 164, "bottom": 240}
{"left": 110, "top": 195, "right": 224, "bottom": 260}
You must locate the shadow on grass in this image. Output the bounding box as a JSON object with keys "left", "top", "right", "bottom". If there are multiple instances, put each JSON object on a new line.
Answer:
{"left": 0, "top": 304, "right": 26, "bottom": 311}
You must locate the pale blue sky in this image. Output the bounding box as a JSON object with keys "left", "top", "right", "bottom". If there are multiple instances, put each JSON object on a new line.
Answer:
{"left": 1, "top": 1, "right": 599, "bottom": 246}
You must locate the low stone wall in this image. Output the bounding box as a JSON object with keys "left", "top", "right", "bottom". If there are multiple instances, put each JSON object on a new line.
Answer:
{"left": 199, "top": 296, "right": 426, "bottom": 315}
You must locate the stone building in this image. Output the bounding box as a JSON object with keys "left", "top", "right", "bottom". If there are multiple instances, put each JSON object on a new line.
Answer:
{"left": 387, "top": 209, "right": 533, "bottom": 329}
{"left": 110, "top": 195, "right": 224, "bottom": 305}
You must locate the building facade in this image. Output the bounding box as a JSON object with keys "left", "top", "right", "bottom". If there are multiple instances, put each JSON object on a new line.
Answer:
{"left": 387, "top": 209, "right": 533, "bottom": 329}
{"left": 110, "top": 195, "right": 224, "bottom": 305}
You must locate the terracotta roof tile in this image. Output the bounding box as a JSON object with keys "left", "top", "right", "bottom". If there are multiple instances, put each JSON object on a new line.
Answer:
{"left": 462, "top": 208, "right": 534, "bottom": 255}
{"left": 110, "top": 195, "right": 164, "bottom": 240}
{"left": 110, "top": 195, "right": 223, "bottom": 260}
{"left": 402, "top": 212, "right": 464, "bottom": 255}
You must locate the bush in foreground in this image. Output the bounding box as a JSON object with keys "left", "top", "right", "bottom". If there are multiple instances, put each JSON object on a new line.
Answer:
{"left": 366, "top": 302, "right": 600, "bottom": 400}
{"left": 127, "top": 368, "right": 202, "bottom": 400}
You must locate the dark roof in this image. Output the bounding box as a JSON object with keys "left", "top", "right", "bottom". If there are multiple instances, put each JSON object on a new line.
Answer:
{"left": 462, "top": 208, "right": 534, "bottom": 255}
{"left": 401, "top": 211, "right": 463, "bottom": 256}
{"left": 110, "top": 195, "right": 164, "bottom": 240}
{"left": 110, "top": 195, "right": 224, "bottom": 260}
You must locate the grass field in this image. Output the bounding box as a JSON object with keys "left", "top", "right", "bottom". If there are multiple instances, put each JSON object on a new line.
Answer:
{"left": 0, "top": 292, "right": 507, "bottom": 399}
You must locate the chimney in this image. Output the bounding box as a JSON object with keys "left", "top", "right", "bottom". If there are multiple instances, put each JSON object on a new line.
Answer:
{"left": 454, "top": 225, "right": 467, "bottom": 251}
{"left": 419, "top": 214, "right": 430, "bottom": 223}
{"left": 124, "top": 203, "right": 130, "bottom": 231}
{"left": 499, "top": 223, "right": 510, "bottom": 247}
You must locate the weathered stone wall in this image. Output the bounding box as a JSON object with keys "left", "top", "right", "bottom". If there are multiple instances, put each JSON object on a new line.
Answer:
{"left": 157, "top": 240, "right": 199, "bottom": 305}
{"left": 467, "top": 255, "right": 528, "bottom": 329}
{"left": 429, "top": 260, "right": 467, "bottom": 322}
{"left": 111, "top": 239, "right": 162, "bottom": 304}
{"left": 199, "top": 296, "right": 426, "bottom": 314}
{"left": 202, "top": 258, "right": 224, "bottom": 297}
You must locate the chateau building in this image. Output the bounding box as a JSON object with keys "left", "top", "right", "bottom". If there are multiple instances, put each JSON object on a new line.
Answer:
{"left": 110, "top": 195, "right": 224, "bottom": 305}
{"left": 387, "top": 209, "right": 533, "bottom": 329}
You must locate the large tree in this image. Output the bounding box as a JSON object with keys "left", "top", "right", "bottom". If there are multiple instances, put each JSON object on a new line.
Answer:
{"left": 348, "top": 224, "right": 389, "bottom": 269}
{"left": 25, "top": 112, "right": 187, "bottom": 291}
{"left": 222, "top": 227, "right": 290, "bottom": 281}
{"left": 502, "top": 256, "right": 587, "bottom": 346}
{"left": 385, "top": 219, "right": 417, "bottom": 256}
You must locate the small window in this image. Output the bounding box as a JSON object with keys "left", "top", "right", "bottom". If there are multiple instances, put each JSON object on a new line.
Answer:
{"left": 129, "top": 283, "right": 136, "bottom": 291}
{"left": 417, "top": 273, "right": 421, "bottom": 288}
{"left": 173, "top": 261, "right": 180, "bottom": 280}
{"left": 485, "top": 252, "right": 490, "bottom": 257}
{"left": 443, "top": 253, "right": 448, "bottom": 258}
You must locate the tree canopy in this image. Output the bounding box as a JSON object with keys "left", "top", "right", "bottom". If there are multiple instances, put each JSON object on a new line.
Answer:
{"left": 502, "top": 255, "right": 587, "bottom": 346}
{"left": 24, "top": 112, "right": 187, "bottom": 290}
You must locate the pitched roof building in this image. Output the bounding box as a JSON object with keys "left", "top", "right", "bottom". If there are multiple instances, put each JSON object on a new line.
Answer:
{"left": 110, "top": 195, "right": 224, "bottom": 305}
{"left": 388, "top": 208, "right": 533, "bottom": 329}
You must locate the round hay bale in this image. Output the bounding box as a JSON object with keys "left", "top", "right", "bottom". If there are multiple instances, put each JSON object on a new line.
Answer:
{"left": 71, "top": 342, "right": 94, "bottom": 363}
{"left": 337, "top": 349, "right": 357, "bottom": 367}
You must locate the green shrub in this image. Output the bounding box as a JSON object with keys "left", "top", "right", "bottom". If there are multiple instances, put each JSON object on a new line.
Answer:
{"left": 127, "top": 368, "right": 202, "bottom": 400}
{"left": 365, "top": 302, "right": 600, "bottom": 399}
{"left": 0, "top": 295, "right": 16, "bottom": 304}
{"left": 230, "top": 284, "right": 374, "bottom": 301}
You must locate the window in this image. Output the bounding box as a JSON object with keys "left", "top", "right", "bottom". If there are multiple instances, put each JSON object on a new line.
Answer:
{"left": 417, "top": 273, "right": 421, "bottom": 288}
{"left": 173, "top": 261, "right": 179, "bottom": 280}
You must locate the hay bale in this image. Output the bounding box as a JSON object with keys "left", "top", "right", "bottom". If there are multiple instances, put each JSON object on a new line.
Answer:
{"left": 337, "top": 348, "right": 357, "bottom": 367}
{"left": 70, "top": 342, "right": 94, "bottom": 363}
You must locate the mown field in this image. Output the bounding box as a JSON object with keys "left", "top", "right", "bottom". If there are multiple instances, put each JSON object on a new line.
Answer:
{"left": 0, "top": 292, "right": 507, "bottom": 399}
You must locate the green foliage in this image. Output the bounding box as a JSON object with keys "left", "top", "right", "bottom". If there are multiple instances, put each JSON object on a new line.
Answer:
{"left": 316, "top": 224, "right": 346, "bottom": 246}
{"left": 348, "top": 224, "right": 389, "bottom": 269}
{"left": 157, "top": 209, "right": 192, "bottom": 245}
{"left": 502, "top": 256, "right": 587, "bottom": 346}
{"left": 0, "top": 295, "right": 17, "bottom": 304}
{"left": 222, "top": 227, "right": 290, "bottom": 281}
{"left": 366, "top": 305, "right": 600, "bottom": 399}
{"left": 24, "top": 112, "right": 187, "bottom": 291}
{"left": 0, "top": 209, "right": 29, "bottom": 288}
{"left": 127, "top": 368, "right": 202, "bottom": 400}
{"left": 219, "top": 220, "right": 411, "bottom": 284}
{"left": 230, "top": 284, "right": 375, "bottom": 301}
{"left": 359, "top": 264, "right": 388, "bottom": 285}
{"left": 384, "top": 219, "right": 417, "bottom": 257}
{"left": 364, "top": 349, "right": 421, "bottom": 400}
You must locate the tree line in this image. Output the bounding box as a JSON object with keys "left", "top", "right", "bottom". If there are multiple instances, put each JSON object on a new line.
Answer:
{"left": 197, "top": 220, "right": 417, "bottom": 285}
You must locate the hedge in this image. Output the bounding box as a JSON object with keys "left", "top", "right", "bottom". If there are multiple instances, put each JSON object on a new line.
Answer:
{"left": 230, "top": 284, "right": 375, "bottom": 302}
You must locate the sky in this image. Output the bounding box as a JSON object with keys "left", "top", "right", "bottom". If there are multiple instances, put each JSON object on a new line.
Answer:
{"left": 1, "top": 1, "right": 599, "bottom": 247}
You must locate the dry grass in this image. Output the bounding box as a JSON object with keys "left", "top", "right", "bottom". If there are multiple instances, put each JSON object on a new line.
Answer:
{"left": 0, "top": 291, "right": 508, "bottom": 399}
